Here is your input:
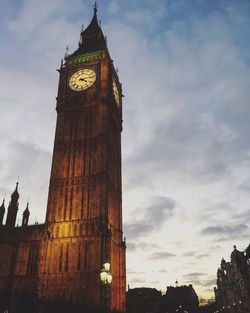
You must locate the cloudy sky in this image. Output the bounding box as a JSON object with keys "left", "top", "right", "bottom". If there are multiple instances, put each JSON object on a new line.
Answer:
{"left": 0, "top": 0, "right": 250, "bottom": 300}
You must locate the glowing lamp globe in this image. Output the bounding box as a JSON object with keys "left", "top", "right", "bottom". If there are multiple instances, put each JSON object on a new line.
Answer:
{"left": 103, "top": 262, "right": 111, "bottom": 272}
{"left": 100, "top": 271, "right": 108, "bottom": 283}
{"left": 107, "top": 273, "right": 113, "bottom": 285}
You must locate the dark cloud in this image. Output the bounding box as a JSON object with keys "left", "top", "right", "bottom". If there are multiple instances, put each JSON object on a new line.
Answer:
{"left": 208, "top": 245, "right": 222, "bottom": 252}
{"left": 126, "top": 242, "right": 137, "bottom": 252}
{"left": 196, "top": 254, "right": 209, "bottom": 259}
{"left": 156, "top": 269, "right": 168, "bottom": 273}
{"left": 201, "top": 224, "right": 248, "bottom": 236}
{"left": 201, "top": 224, "right": 250, "bottom": 244}
{"left": 184, "top": 272, "right": 205, "bottom": 278}
{"left": 238, "top": 180, "right": 250, "bottom": 192}
{"left": 149, "top": 281, "right": 160, "bottom": 285}
{"left": 233, "top": 210, "right": 250, "bottom": 223}
{"left": 181, "top": 251, "right": 210, "bottom": 260}
{"left": 124, "top": 196, "right": 176, "bottom": 239}
{"left": 125, "top": 223, "right": 153, "bottom": 238}
{"left": 137, "top": 242, "right": 159, "bottom": 250}
{"left": 182, "top": 251, "right": 196, "bottom": 257}
{"left": 185, "top": 278, "right": 217, "bottom": 289}
{"left": 148, "top": 252, "right": 176, "bottom": 260}
{"left": 127, "top": 271, "right": 146, "bottom": 275}
{"left": 201, "top": 279, "right": 216, "bottom": 287}
{"left": 183, "top": 273, "right": 215, "bottom": 289}
{"left": 126, "top": 241, "right": 160, "bottom": 252}
{"left": 129, "top": 278, "right": 145, "bottom": 284}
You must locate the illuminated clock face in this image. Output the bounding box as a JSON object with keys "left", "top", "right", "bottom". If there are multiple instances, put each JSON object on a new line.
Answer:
{"left": 69, "top": 68, "right": 96, "bottom": 91}
{"left": 113, "top": 79, "right": 120, "bottom": 106}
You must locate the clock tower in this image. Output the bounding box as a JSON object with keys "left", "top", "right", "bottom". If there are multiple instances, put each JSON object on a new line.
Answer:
{"left": 38, "top": 5, "right": 126, "bottom": 312}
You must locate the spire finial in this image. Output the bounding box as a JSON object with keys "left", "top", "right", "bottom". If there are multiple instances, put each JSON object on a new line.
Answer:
{"left": 81, "top": 24, "right": 84, "bottom": 32}
{"left": 93, "top": 1, "right": 98, "bottom": 14}
{"left": 15, "top": 176, "right": 19, "bottom": 190}
{"left": 15, "top": 180, "right": 19, "bottom": 192}
{"left": 65, "top": 45, "right": 69, "bottom": 58}
{"left": 24, "top": 197, "right": 30, "bottom": 212}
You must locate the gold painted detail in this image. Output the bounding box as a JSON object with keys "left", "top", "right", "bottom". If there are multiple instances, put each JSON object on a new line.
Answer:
{"left": 67, "top": 51, "right": 104, "bottom": 65}
{"left": 113, "top": 78, "right": 120, "bottom": 106}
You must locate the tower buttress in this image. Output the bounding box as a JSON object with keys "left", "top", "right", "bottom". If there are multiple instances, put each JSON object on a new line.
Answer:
{"left": 6, "top": 182, "right": 19, "bottom": 228}
{"left": 22, "top": 202, "right": 30, "bottom": 227}
{"left": 0, "top": 199, "right": 5, "bottom": 225}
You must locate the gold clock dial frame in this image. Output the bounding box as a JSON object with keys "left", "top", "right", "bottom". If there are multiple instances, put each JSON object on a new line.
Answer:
{"left": 113, "top": 79, "right": 120, "bottom": 106}
{"left": 69, "top": 68, "right": 96, "bottom": 91}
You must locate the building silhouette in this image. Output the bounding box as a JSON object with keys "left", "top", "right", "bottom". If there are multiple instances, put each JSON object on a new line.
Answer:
{"left": 126, "top": 287, "right": 162, "bottom": 313}
{"left": 0, "top": 5, "right": 126, "bottom": 313}
{"left": 159, "top": 284, "right": 199, "bottom": 313}
{"left": 126, "top": 285, "right": 199, "bottom": 313}
{"left": 214, "top": 245, "right": 250, "bottom": 313}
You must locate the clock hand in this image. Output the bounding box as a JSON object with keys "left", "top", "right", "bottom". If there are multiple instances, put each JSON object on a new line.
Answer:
{"left": 79, "top": 78, "right": 87, "bottom": 82}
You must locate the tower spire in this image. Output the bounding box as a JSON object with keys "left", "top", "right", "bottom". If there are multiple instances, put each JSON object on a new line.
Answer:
{"left": 93, "top": 1, "right": 98, "bottom": 14}
{"left": 69, "top": 1, "right": 106, "bottom": 57}
{"left": 6, "top": 182, "right": 20, "bottom": 228}
{"left": 22, "top": 201, "right": 30, "bottom": 227}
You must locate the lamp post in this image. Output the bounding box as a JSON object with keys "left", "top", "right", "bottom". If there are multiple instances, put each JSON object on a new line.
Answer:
{"left": 100, "top": 261, "right": 112, "bottom": 312}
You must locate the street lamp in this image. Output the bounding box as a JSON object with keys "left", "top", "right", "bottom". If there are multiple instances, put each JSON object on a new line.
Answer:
{"left": 100, "top": 261, "right": 112, "bottom": 311}
{"left": 100, "top": 261, "right": 112, "bottom": 285}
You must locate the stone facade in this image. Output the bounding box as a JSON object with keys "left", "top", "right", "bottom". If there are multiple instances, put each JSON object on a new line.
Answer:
{"left": 0, "top": 6, "right": 126, "bottom": 313}
{"left": 214, "top": 245, "right": 250, "bottom": 313}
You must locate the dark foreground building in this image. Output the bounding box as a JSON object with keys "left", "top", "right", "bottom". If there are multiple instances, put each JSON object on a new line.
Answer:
{"left": 0, "top": 5, "right": 126, "bottom": 313}
{"left": 126, "top": 287, "right": 162, "bottom": 313}
{"left": 126, "top": 285, "right": 199, "bottom": 313}
{"left": 214, "top": 245, "right": 250, "bottom": 313}
{"left": 159, "top": 284, "right": 199, "bottom": 313}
